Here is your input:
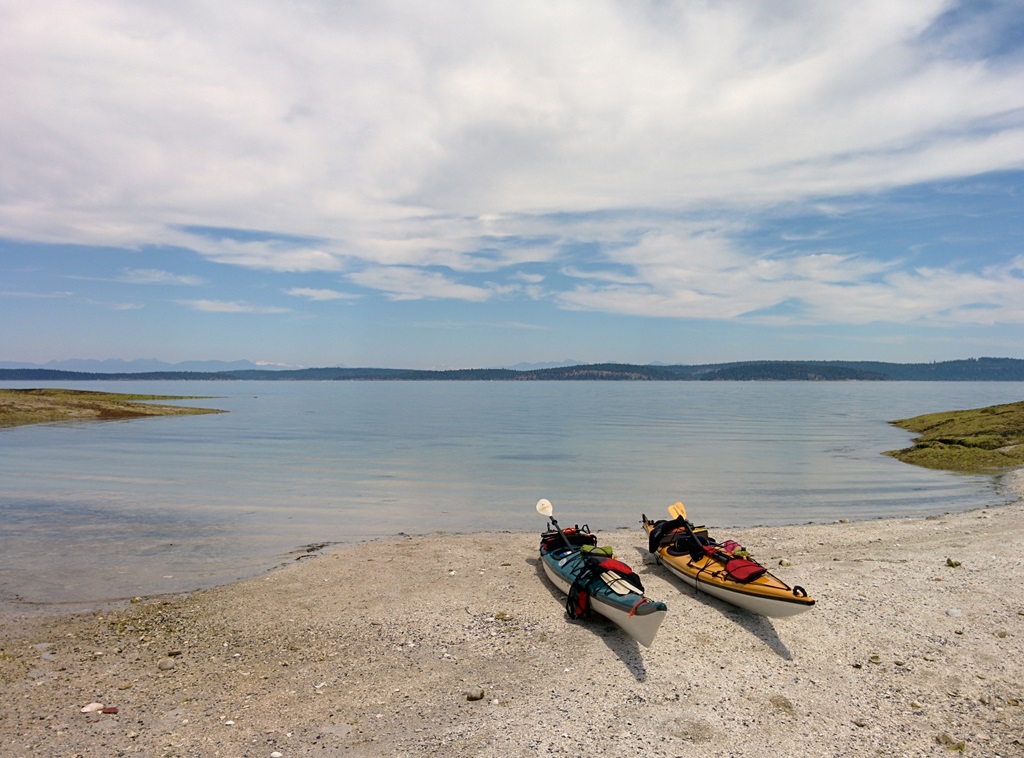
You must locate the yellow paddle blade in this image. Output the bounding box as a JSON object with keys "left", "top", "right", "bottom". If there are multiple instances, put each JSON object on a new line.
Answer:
{"left": 536, "top": 498, "right": 553, "bottom": 517}
{"left": 668, "top": 501, "right": 687, "bottom": 520}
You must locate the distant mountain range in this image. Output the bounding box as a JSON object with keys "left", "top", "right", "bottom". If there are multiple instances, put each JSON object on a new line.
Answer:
{"left": 0, "top": 358, "right": 298, "bottom": 373}
{"left": 2, "top": 357, "right": 1024, "bottom": 381}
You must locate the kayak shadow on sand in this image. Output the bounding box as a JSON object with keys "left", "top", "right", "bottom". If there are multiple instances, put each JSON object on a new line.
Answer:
{"left": 527, "top": 556, "right": 650, "bottom": 682}
{"left": 630, "top": 548, "right": 795, "bottom": 661}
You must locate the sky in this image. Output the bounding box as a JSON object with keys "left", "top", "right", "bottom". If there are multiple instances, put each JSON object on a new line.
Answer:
{"left": 1, "top": 0, "right": 1023, "bottom": 370}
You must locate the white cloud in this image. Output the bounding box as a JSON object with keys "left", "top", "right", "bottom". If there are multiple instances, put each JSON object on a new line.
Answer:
{"left": 179, "top": 299, "right": 289, "bottom": 314}
{"left": 0, "top": 290, "right": 73, "bottom": 298}
{"left": 512, "top": 272, "right": 545, "bottom": 284}
{"left": 86, "top": 299, "right": 143, "bottom": 311}
{"left": 553, "top": 228, "right": 1024, "bottom": 326}
{"left": 175, "top": 237, "right": 345, "bottom": 273}
{"left": 348, "top": 266, "right": 495, "bottom": 302}
{"left": 3, "top": 2, "right": 1021, "bottom": 237}
{"left": 1, "top": 1, "right": 1022, "bottom": 331}
{"left": 285, "top": 287, "right": 356, "bottom": 301}
{"left": 119, "top": 268, "right": 204, "bottom": 285}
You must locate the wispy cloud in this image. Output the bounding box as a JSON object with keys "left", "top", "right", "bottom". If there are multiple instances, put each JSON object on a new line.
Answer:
{"left": 118, "top": 269, "right": 204, "bottom": 286}
{"left": 285, "top": 287, "right": 356, "bottom": 301}
{"left": 179, "top": 238, "right": 346, "bottom": 273}
{"left": 63, "top": 269, "right": 205, "bottom": 285}
{"left": 0, "top": 290, "right": 73, "bottom": 298}
{"left": 553, "top": 229, "right": 1024, "bottom": 327}
{"left": 347, "top": 266, "right": 497, "bottom": 302}
{"left": 178, "top": 300, "right": 290, "bottom": 314}
{"left": 85, "top": 299, "right": 143, "bottom": 311}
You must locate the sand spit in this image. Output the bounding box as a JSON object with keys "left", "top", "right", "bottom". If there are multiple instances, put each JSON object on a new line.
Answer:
{"left": 0, "top": 388, "right": 222, "bottom": 427}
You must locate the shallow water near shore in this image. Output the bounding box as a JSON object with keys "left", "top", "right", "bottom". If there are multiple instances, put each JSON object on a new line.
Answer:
{"left": 1, "top": 379, "right": 1021, "bottom": 609}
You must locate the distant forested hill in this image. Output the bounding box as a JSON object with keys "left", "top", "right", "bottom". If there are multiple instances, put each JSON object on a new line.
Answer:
{"left": 681, "top": 362, "right": 887, "bottom": 381}
{"left": 2, "top": 357, "right": 1023, "bottom": 381}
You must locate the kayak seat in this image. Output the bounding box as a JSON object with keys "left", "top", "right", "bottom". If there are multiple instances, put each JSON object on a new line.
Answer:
{"left": 667, "top": 534, "right": 704, "bottom": 557}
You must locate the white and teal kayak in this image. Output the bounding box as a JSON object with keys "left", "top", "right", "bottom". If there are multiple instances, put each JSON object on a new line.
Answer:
{"left": 539, "top": 524, "right": 668, "bottom": 648}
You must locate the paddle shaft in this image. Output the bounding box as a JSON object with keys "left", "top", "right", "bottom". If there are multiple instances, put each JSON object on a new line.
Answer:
{"left": 548, "top": 516, "right": 574, "bottom": 549}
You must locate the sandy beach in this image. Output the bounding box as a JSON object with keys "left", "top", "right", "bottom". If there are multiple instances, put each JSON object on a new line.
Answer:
{"left": 2, "top": 474, "right": 1022, "bottom": 757}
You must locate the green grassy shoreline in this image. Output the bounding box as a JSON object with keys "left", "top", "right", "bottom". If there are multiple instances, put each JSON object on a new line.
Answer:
{"left": 0, "top": 388, "right": 224, "bottom": 427}
{"left": 885, "top": 399, "right": 1024, "bottom": 473}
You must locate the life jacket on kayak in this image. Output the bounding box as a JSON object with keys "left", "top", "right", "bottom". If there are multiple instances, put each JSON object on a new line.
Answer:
{"left": 565, "top": 545, "right": 646, "bottom": 619}
{"left": 699, "top": 544, "right": 768, "bottom": 583}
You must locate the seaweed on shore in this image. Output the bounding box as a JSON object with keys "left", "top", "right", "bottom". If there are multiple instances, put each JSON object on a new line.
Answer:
{"left": 0, "top": 388, "right": 223, "bottom": 428}
{"left": 885, "top": 400, "right": 1024, "bottom": 474}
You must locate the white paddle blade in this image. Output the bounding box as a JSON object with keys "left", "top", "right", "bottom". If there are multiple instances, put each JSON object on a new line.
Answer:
{"left": 601, "top": 572, "right": 643, "bottom": 596}
{"left": 536, "top": 498, "right": 553, "bottom": 517}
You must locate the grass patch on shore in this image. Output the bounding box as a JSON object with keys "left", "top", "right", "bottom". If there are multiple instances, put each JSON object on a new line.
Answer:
{"left": 885, "top": 399, "right": 1024, "bottom": 474}
{"left": 0, "top": 388, "right": 224, "bottom": 428}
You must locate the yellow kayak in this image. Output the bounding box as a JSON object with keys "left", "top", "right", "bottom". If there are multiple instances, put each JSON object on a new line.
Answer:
{"left": 641, "top": 502, "right": 815, "bottom": 617}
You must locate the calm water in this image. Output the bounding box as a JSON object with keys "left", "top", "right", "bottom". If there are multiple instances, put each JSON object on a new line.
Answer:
{"left": 2, "top": 380, "right": 1022, "bottom": 608}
